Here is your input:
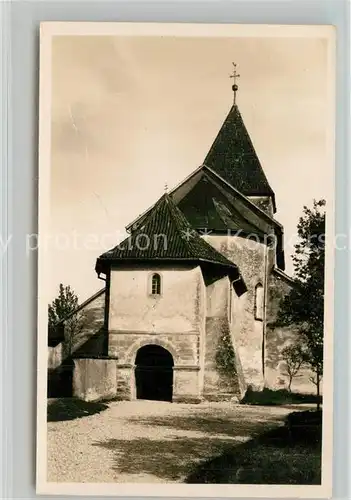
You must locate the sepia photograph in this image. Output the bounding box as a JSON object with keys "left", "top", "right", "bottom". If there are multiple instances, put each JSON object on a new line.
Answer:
{"left": 37, "top": 23, "right": 335, "bottom": 497}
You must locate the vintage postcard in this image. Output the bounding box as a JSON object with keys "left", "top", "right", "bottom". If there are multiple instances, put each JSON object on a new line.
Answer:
{"left": 37, "top": 23, "right": 335, "bottom": 497}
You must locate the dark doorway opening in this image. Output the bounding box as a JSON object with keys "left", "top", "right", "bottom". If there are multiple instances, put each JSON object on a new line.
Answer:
{"left": 135, "top": 345, "right": 174, "bottom": 402}
{"left": 47, "top": 358, "right": 74, "bottom": 398}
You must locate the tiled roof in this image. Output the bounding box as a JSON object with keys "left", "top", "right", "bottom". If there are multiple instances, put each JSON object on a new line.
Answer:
{"left": 177, "top": 174, "right": 265, "bottom": 235}
{"left": 204, "top": 105, "right": 275, "bottom": 199}
{"left": 96, "top": 194, "right": 243, "bottom": 281}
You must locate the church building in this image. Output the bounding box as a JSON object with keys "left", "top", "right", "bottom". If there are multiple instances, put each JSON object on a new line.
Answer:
{"left": 48, "top": 81, "right": 308, "bottom": 403}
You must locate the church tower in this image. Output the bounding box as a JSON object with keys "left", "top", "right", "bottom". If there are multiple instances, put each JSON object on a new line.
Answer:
{"left": 203, "top": 104, "right": 276, "bottom": 217}
{"left": 122, "top": 67, "right": 286, "bottom": 394}
{"left": 168, "top": 69, "right": 284, "bottom": 391}
{"left": 203, "top": 65, "right": 276, "bottom": 217}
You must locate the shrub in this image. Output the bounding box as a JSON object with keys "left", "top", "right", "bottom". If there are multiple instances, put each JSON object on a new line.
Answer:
{"left": 241, "top": 387, "right": 322, "bottom": 406}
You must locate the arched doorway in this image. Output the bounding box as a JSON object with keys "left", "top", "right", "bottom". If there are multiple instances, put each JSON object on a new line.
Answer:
{"left": 135, "top": 345, "right": 174, "bottom": 402}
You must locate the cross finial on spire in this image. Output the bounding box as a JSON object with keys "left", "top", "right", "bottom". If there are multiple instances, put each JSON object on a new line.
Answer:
{"left": 229, "top": 62, "right": 240, "bottom": 105}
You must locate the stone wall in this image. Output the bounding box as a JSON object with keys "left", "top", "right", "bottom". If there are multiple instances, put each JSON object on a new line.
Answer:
{"left": 48, "top": 289, "right": 106, "bottom": 370}
{"left": 47, "top": 290, "right": 106, "bottom": 398}
{"left": 265, "top": 269, "right": 318, "bottom": 394}
{"left": 109, "top": 264, "right": 203, "bottom": 335}
{"left": 69, "top": 289, "right": 106, "bottom": 354}
{"left": 48, "top": 343, "right": 63, "bottom": 371}
{"left": 73, "top": 358, "right": 117, "bottom": 402}
{"left": 203, "top": 275, "right": 244, "bottom": 401}
{"left": 230, "top": 286, "right": 248, "bottom": 397}
{"left": 203, "top": 233, "right": 273, "bottom": 390}
{"left": 108, "top": 264, "right": 206, "bottom": 401}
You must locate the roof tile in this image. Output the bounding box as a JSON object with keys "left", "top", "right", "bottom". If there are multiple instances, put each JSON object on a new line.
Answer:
{"left": 96, "top": 194, "right": 242, "bottom": 279}
{"left": 204, "top": 105, "right": 274, "bottom": 198}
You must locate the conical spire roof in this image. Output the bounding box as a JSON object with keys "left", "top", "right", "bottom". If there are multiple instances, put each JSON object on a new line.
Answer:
{"left": 204, "top": 105, "right": 275, "bottom": 201}
{"left": 96, "top": 193, "right": 243, "bottom": 283}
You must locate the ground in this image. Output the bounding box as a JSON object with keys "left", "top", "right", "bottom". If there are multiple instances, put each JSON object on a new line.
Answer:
{"left": 47, "top": 400, "right": 320, "bottom": 484}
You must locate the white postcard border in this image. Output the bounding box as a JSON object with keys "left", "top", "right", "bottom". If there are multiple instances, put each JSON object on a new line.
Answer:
{"left": 37, "top": 22, "right": 336, "bottom": 498}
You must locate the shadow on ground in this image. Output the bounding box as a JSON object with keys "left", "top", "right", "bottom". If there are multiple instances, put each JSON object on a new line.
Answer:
{"left": 92, "top": 407, "right": 321, "bottom": 483}
{"left": 126, "top": 408, "right": 284, "bottom": 439}
{"left": 47, "top": 398, "right": 109, "bottom": 422}
{"left": 93, "top": 435, "right": 236, "bottom": 481}
{"left": 185, "top": 424, "right": 322, "bottom": 485}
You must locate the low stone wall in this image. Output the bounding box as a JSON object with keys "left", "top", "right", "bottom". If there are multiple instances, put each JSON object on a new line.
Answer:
{"left": 73, "top": 358, "right": 117, "bottom": 402}
{"left": 48, "top": 344, "right": 63, "bottom": 370}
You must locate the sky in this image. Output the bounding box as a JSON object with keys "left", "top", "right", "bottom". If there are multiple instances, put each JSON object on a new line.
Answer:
{"left": 49, "top": 34, "right": 330, "bottom": 303}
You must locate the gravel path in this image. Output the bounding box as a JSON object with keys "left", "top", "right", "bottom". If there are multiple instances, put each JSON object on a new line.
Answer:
{"left": 47, "top": 400, "right": 298, "bottom": 483}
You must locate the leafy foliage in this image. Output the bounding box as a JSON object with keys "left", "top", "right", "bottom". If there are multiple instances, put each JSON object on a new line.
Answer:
{"left": 241, "top": 387, "right": 321, "bottom": 406}
{"left": 48, "top": 283, "right": 83, "bottom": 353}
{"left": 281, "top": 344, "right": 305, "bottom": 392}
{"left": 215, "top": 328, "right": 237, "bottom": 384}
{"left": 278, "top": 200, "right": 326, "bottom": 404}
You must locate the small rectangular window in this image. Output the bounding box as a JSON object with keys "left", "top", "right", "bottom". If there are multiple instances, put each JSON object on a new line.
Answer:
{"left": 255, "top": 283, "right": 264, "bottom": 321}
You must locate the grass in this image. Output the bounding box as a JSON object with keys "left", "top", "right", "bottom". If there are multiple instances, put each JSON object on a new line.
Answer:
{"left": 241, "top": 388, "right": 322, "bottom": 406}
{"left": 47, "top": 398, "right": 109, "bottom": 422}
{"left": 286, "top": 409, "right": 322, "bottom": 444}
{"left": 186, "top": 411, "right": 322, "bottom": 484}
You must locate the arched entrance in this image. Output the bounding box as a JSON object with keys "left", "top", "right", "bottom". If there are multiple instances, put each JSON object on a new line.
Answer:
{"left": 135, "top": 345, "right": 174, "bottom": 402}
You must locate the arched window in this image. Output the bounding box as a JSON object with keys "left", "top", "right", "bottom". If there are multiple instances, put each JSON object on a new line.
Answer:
{"left": 150, "top": 273, "right": 161, "bottom": 295}
{"left": 255, "top": 283, "right": 264, "bottom": 321}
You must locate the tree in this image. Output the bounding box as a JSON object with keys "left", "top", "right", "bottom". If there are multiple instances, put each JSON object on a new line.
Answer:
{"left": 48, "top": 284, "right": 82, "bottom": 355}
{"left": 281, "top": 344, "right": 305, "bottom": 392}
{"left": 278, "top": 200, "right": 325, "bottom": 409}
